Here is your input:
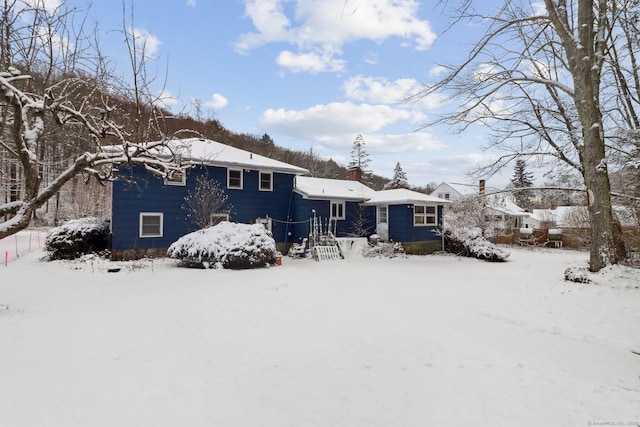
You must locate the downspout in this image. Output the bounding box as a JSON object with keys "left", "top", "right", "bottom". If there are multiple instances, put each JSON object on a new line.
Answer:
{"left": 285, "top": 177, "right": 295, "bottom": 250}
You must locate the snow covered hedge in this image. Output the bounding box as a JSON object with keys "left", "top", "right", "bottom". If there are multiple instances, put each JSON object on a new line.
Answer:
{"left": 167, "top": 221, "right": 276, "bottom": 269}
{"left": 44, "top": 217, "right": 110, "bottom": 260}
{"left": 445, "top": 227, "right": 510, "bottom": 262}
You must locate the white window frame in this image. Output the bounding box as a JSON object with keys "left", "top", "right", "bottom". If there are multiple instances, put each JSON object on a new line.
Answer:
{"left": 259, "top": 171, "right": 273, "bottom": 191}
{"left": 437, "top": 192, "right": 450, "bottom": 200}
{"left": 414, "top": 205, "right": 437, "bottom": 226}
{"left": 378, "top": 205, "right": 388, "bottom": 224}
{"left": 330, "top": 200, "right": 345, "bottom": 220}
{"left": 139, "top": 212, "right": 163, "bottom": 237}
{"left": 164, "top": 170, "right": 186, "bottom": 186}
{"left": 227, "top": 168, "right": 243, "bottom": 189}
{"left": 210, "top": 213, "right": 229, "bottom": 226}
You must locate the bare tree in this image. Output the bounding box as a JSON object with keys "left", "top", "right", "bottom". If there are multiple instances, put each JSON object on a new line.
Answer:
{"left": 0, "top": 1, "right": 180, "bottom": 239}
{"left": 415, "top": 0, "right": 633, "bottom": 271}
{"left": 182, "top": 173, "right": 231, "bottom": 229}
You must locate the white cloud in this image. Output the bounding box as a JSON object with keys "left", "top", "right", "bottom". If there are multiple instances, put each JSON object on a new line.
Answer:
{"left": 405, "top": 152, "right": 500, "bottom": 187}
{"left": 203, "top": 93, "right": 229, "bottom": 110}
{"left": 20, "top": 0, "right": 61, "bottom": 13}
{"left": 363, "top": 53, "right": 378, "bottom": 65}
{"left": 354, "top": 133, "right": 445, "bottom": 154}
{"left": 343, "top": 75, "right": 417, "bottom": 104}
{"left": 276, "top": 50, "right": 345, "bottom": 73}
{"left": 259, "top": 101, "right": 444, "bottom": 153}
{"left": 429, "top": 65, "right": 447, "bottom": 77}
{"left": 236, "top": 0, "right": 436, "bottom": 70}
{"left": 235, "top": 0, "right": 291, "bottom": 52}
{"left": 342, "top": 75, "right": 449, "bottom": 110}
{"left": 526, "top": 59, "right": 552, "bottom": 79}
{"left": 187, "top": 0, "right": 197, "bottom": 7}
{"left": 128, "top": 27, "right": 161, "bottom": 60}
{"left": 260, "top": 102, "right": 412, "bottom": 141}
{"left": 158, "top": 90, "right": 178, "bottom": 108}
{"left": 532, "top": 2, "right": 547, "bottom": 16}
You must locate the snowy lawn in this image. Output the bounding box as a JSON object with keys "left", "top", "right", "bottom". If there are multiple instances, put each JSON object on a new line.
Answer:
{"left": 1, "top": 247, "right": 639, "bottom": 426}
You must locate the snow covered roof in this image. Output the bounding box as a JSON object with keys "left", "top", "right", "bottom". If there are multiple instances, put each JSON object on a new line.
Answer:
{"left": 364, "top": 188, "right": 451, "bottom": 205}
{"left": 430, "top": 181, "right": 479, "bottom": 199}
{"left": 133, "top": 138, "right": 309, "bottom": 175}
{"left": 294, "top": 176, "right": 376, "bottom": 201}
{"left": 485, "top": 194, "right": 528, "bottom": 217}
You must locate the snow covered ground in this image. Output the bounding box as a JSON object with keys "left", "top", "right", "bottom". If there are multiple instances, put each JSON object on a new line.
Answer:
{"left": 1, "top": 246, "right": 639, "bottom": 426}
{"left": 0, "top": 229, "right": 47, "bottom": 264}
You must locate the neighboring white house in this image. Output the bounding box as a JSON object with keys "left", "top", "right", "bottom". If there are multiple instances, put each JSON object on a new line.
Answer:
{"left": 430, "top": 181, "right": 529, "bottom": 234}
{"left": 431, "top": 182, "right": 465, "bottom": 202}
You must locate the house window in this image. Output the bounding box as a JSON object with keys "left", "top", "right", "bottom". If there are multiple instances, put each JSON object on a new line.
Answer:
{"left": 227, "top": 169, "right": 243, "bottom": 189}
{"left": 256, "top": 217, "right": 272, "bottom": 233}
{"left": 330, "top": 201, "right": 345, "bottom": 220}
{"left": 378, "top": 206, "right": 388, "bottom": 224}
{"left": 210, "top": 213, "right": 229, "bottom": 226}
{"left": 414, "top": 205, "right": 436, "bottom": 226}
{"left": 164, "top": 170, "right": 186, "bottom": 186}
{"left": 259, "top": 171, "right": 273, "bottom": 191}
{"left": 437, "top": 192, "right": 450, "bottom": 200}
{"left": 139, "top": 213, "right": 163, "bottom": 237}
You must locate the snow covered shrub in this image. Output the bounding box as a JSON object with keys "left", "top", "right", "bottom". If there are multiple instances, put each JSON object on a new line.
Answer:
{"left": 167, "top": 221, "right": 276, "bottom": 269}
{"left": 364, "top": 241, "right": 406, "bottom": 258}
{"left": 44, "top": 217, "right": 110, "bottom": 260}
{"left": 443, "top": 198, "right": 510, "bottom": 262}
{"left": 445, "top": 228, "right": 510, "bottom": 262}
{"left": 564, "top": 267, "right": 591, "bottom": 283}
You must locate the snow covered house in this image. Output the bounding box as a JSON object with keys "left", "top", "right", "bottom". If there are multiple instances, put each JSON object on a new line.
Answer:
{"left": 431, "top": 181, "right": 465, "bottom": 202}
{"left": 110, "top": 138, "right": 451, "bottom": 259}
{"left": 430, "top": 181, "right": 528, "bottom": 231}
{"left": 288, "top": 173, "right": 451, "bottom": 252}
{"left": 288, "top": 174, "right": 377, "bottom": 245}
{"left": 364, "top": 189, "right": 450, "bottom": 252}
{"left": 110, "top": 138, "right": 308, "bottom": 259}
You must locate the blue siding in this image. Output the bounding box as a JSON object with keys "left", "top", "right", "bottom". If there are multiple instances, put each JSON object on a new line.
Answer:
{"left": 387, "top": 204, "right": 442, "bottom": 243}
{"left": 111, "top": 165, "right": 298, "bottom": 252}
{"left": 289, "top": 194, "right": 376, "bottom": 244}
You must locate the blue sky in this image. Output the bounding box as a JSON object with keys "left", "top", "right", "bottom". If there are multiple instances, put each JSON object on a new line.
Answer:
{"left": 66, "top": 0, "right": 514, "bottom": 189}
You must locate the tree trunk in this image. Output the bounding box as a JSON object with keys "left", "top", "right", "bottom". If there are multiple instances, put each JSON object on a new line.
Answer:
{"left": 574, "top": 0, "right": 618, "bottom": 271}
{"left": 548, "top": 0, "right": 619, "bottom": 271}
{"left": 582, "top": 127, "right": 618, "bottom": 271}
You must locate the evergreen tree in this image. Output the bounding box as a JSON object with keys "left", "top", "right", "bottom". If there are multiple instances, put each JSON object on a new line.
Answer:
{"left": 260, "top": 133, "right": 274, "bottom": 145}
{"left": 510, "top": 159, "right": 534, "bottom": 210}
{"left": 510, "top": 159, "right": 534, "bottom": 188}
{"left": 347, "top": 134, "right": 371, "bottom": 173}
{"left": 384, "top": 162, "right": 409, "bottom": 189}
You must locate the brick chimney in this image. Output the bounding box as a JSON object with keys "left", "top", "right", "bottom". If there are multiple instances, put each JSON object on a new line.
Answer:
{"left": 479, "top": 179, "right": 486, "bottom": 195}
{"left": 348, "top": 166, "right": 363, "bottom": 182}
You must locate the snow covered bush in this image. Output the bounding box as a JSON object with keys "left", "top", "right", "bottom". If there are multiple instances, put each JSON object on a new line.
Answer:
{"left": 364, "top": 241, "right": 406, "bottom": 258}
{"left": 445, "top": 227, "right": 510, "bottom": 262}
{"left": 564, "top": 267, "right": 591, "bottom": 283}
{"left": 167, "top": 221, "right": 276, "bottom": 269}
{"left": 44, "top": 217, "right": 110, "bottom": 260}
{"left": 443, "top": 198, "right": 510, "bottom": 262}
